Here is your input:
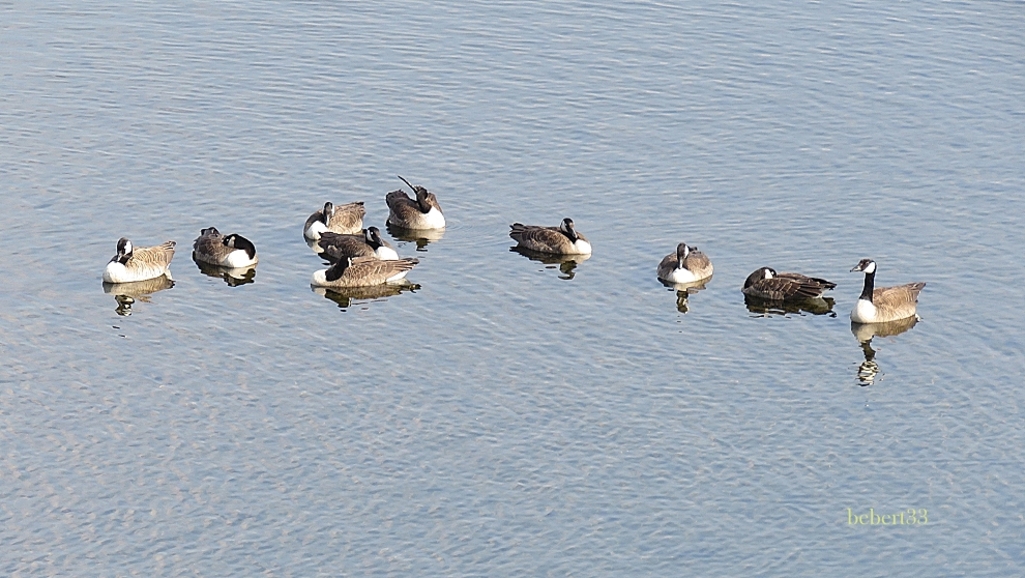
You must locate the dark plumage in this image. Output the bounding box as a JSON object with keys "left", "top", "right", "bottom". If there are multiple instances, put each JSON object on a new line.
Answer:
{"left": 509, "top": 218, "right": 592, "bottom": 255}
{"left": 318, "top": 227, "right": 398, "bottom": 262}
{"left": 742, "top": 267, "right": 836, "bottom": 301}
{"left": 385, "top": 176, "right": 445, "bottom": 229}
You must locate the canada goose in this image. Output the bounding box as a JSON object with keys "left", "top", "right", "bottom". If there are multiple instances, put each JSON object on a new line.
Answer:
{"left": 103, "top": 238, "right": 176, "bottom": 284}
{"left": 303, "top": 201, "right": 366, "bottom": 240}
{"left": 385, "top": 176, "right": 446, "bottom": 229}
{"left": 742, "top": 267, "right": 835, "bottom": 301}
{"left": 509, "top": 218, "right": 592, "bottom": 255}
{"left": 192, "top": 227, "right": 258, "bottom": 268}
{"left": 850, "top": 259, "right": 926, "bottom": 323}
{"left": 311, "top": 256, "right": 419, "bottom": 288}
{"left": 318, "top": 227, "right": 399, "bottom": 262}
{"left": 657, "top": 242, "right": 713, "bottom": 284}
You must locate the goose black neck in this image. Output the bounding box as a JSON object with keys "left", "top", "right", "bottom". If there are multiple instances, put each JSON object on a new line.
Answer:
{"left": 859, "top": 269, "right": 875, "bottom": 301}
{"left": 325, "top": 259, "right": 350, "bottom": 282}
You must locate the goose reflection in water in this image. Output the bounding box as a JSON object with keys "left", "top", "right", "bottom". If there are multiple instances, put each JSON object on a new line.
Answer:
{"left": 659, "top": 277, "right": 711, "bottom": 314}
{"left": 193, "top": 258, "right": 257, "bottom": 287}
{"left": 510, "top": 247, "right": 591, "bottom": 280}
{"left": 312, "top": 281, "right": 419, "bottom": 311}
{"left": 385, "top": 222, "right": 445, "bottom": 252}
{"left": 850, "top": 316, "right": 919, "bottom": 386}
{"left": 744, "top": 294, "right": 836, "bottom": 318}
{"left": 102, "top": 276, "right": 175, "bottom": 316}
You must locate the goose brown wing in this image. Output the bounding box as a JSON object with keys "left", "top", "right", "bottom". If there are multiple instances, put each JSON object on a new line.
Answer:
{"left": 135, "top": 241, "right": 176, "bottom": 267}
{"left": 386, "top": 189, "right": 418, "bottom": 219}
{"left": 327, "top": 202, "right": 366, "bottom": 233}
{"left": 657, "top": 252, "right": 678, "bottom": 273}
{"left": 509, "top": 224, "right": 566, "bottom": 253}
{"left": 348, "top": 256, "right": 418, "bottom": 281}
{"left": 318, "top": 231, "right": 374, "bottom": 262}
{"left": 683, "top": 250, "right": 712, "bottom": 272}
{"left": 777, "top": 272, "right": 837, "bottom": 290}
{"left": 193, "top": 232, "right": 229, "bottom": 262}
{"left": 744, "top": 276, "right": 825, "bottom": 300}
{"left": 873, "top": 282, "right": 926, "bottom": 304}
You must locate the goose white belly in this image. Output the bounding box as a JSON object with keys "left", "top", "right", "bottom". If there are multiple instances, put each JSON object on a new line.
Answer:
{"left": 304, "top": 220, "right": 328, "bottom": 240}
{"left": 850, "top": 298, "right": 878, "bottom": 323}
{"left": 384, "top": 269, "right": 410, "bottom": 283}
{"left": 220, "top": 250, "right": 258, "bottom": 268}
{"left": 662, "top": 264, "right": 708, "bottom": 284}
{"left": 375, "top": 246, "right": 399, "bottom": 260}
{"left": 391, "top": 207, "right": 446, "bottom": 229}
{"left": 311, "top": 269, "right": 330, "bottom": 286}
{"left": 568, "top": 238, "right": 592, "bottom": 255}
{"left": 103, "top": 261, "right": 170, "bottom": 284}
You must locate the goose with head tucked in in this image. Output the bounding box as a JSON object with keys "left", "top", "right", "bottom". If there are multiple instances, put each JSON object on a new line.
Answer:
{"left": 303, "top": 201, "right": 366, "bottom": 240}
{"left": 317, "top": 227, "right": 398, "bottom": 262}
{"left": 311, "top": 256, "right": 419, "bottom": 288}
{"left": 192, "top": 227, "right": 258, "bottom": 268}
{"left": 103, "top": 237, "right": 176, "bottom": 284}
{"left": 742, "top": 267, "right": 835, "bottom": 301}
{"left": 385, "top": 176, "right": 446, "bottom": 230}
{"left": 657, "top": 242, "right": 713, "bottom": 284}
{"left": 509, "top": 218, "right": 592, "bottom": 255}
{"left": 850, "top": 258, "right": 925, "bottom": 323}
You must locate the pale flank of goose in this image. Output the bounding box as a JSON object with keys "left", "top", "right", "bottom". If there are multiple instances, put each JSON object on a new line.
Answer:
{"left": 657, "top": 242, "right": 713, "bottom": 284}
{"left": 103, "top": 237, "right": 176, "bottom": 284}
{"left": 311, "top": 256, "right": 419, "bottom": 288}
{"left": 509, "top": 218, "right": 592, "bottom": 255}
{"left": 850, "top": 258, "right": 926, "bottom": 323}
{"left": 742, "top": 266, "right": 835, "bottom": 301}
{"left": 192, "top": 227, "right": 258, "bottom": 268}
{"left": 385, "top": 176, "right": 446, "bottom": 230}
{"left": 303, "top": 201, "right": 366, "bottom": 240}
{"left": 318, "top": 227, "right": 399, "bottom": 262}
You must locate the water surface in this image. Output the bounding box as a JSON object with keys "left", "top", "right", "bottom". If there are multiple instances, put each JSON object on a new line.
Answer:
{"left": 2, "top": 1, "right": 1024, "bottom": 575}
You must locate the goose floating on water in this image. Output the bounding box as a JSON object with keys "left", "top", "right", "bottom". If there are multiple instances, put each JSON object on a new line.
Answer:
{"left": 103, "top": 237, "right": 176, "bottom": 284}
{"left": 657, "top": 242, "right": 713, "bottom": 285}
{"left": 850, "top": 258, "right": 925, "bottom": 324}
{"left": 318, "top": 227, "right": 399, "bottom": 262}
{"left": 509, "top": 218, "right": 592, "bottom": 255}
{"left": 192, "top": 227, "right": 258, "bottom": 268}
{"left": 311, "top": 256, "right": 419, "bottom": 288}
{"left": 303, "top": 201, "right": 366, "bottom": 241}
{"left": 386, "top": 176, "right": 445, "bottom": 230}
{"left": 742, "top": 267, "right": 835, "bottom": 301}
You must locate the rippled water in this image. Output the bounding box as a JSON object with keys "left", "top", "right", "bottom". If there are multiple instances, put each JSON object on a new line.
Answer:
{"left": 2, "top": 1, "right": 1024, "bottom": 575}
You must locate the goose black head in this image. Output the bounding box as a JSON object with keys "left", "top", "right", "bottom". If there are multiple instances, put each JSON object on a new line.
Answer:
{"left": 366, "top": 226, "right": 385, "bottom": 248}
{"left": 200, "top": 226, "right": 220, "bottom": 237}
{"left": 560, "top": 218, "right": 579, "bottom": 241}
{"left": 321, "top": 202, "right": 335, "bottom": 224}
{"left": 398, "top": 176, "right": 433, "bottom": 212}
{"left": 224, "top": 233, "right": 257, "bottom": 260}
{"left": 851, "top": 259, "right": 876, "bottom": 274}
{"left": 114, "top": 237, "right": 133, "bottom": 264}
{"left": 743, "top": 266, "right": 775, "bottom": 289}
{"left": 325, "top": 256, "right": 352, "bottom": 282}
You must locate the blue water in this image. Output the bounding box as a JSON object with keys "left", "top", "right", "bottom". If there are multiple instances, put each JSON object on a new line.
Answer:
{"left": 2, "top": 1, "right": 1024, "bottom": 575}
